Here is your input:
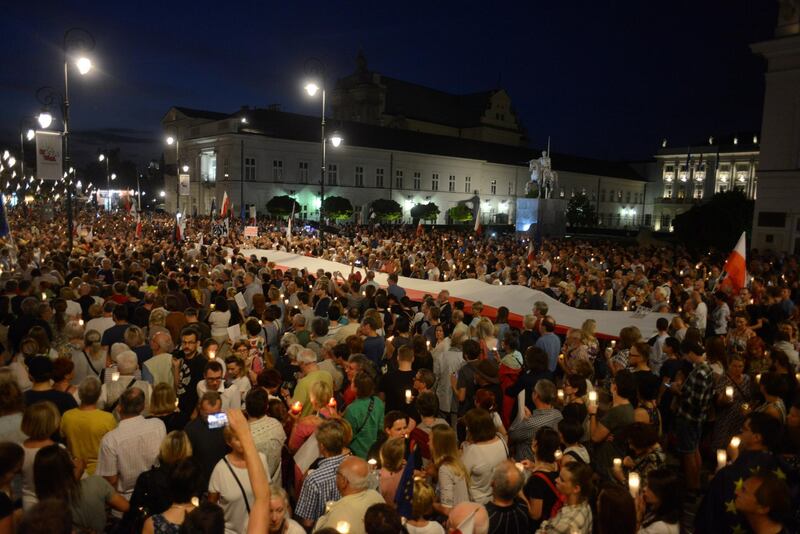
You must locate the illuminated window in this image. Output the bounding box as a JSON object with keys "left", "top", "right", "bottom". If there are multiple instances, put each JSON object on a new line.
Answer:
{"left": 490, "top": 179, "right": 497, "bottom": 195}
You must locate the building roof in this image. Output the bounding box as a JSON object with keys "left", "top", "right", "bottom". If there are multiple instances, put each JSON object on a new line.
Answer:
{"left": 379, "top": 76, "right": 496, "bottom": 128}
{"left": 656, "top": 132, "right": 760, "bottom": 157}
{"left": 171, "top": 106, "right": 644, "bottom": 181}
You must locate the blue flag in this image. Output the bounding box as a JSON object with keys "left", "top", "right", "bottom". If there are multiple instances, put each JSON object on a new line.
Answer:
{"left": 394, "top": 445, "right": 416, "bottom": 518}
{"left": 0, "top": 195, "right": 10, "bottom": 237}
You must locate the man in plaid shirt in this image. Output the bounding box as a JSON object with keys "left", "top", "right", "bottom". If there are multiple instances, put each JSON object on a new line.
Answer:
{"left": 295, "top": 420, "right": 349, "bottom": 529}
{"left": 673, "top": 339, "right": 714, "bottom": 494}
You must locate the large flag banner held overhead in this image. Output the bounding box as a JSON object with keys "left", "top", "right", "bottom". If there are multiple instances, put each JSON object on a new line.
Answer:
{"left": 35, "top": 131, "right": 62, "bottom": 181}
{"left": 721, "top": 231, "right": 747, "bottom": 293}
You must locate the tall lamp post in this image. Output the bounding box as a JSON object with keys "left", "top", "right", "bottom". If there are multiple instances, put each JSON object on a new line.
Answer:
{"left": 18, "top": 121, "right": 36, "bottom": 185}
{"left": 165, "top": 135, "right": 183, "bottom": 213}
{"left": 303, "top": 64, "right": 343, "bottom": 250}
{"left": 98, "top": 153, "right": 110, "bottom": 210}
{"left": 62, "top": 28, "right": 94, "bottom": 253}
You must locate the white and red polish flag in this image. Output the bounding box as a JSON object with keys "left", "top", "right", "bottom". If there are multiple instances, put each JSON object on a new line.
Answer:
{"left": 474, "top": 214, "right": 482, "bottom": 235}
{"left": 220, "top": 191, "right": 230, "bottom": 218}
{"left": 135, "top": 212, "right": 142, "bottom": 239}
{"left": 416, "top": 219, "right": 423, "bottom": 237}
{"left": 720, "top": 231, "right": 747, "bottom": 293}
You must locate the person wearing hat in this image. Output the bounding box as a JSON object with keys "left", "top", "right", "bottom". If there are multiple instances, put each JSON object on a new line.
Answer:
{"left": 23, "top": 355, "right": 78, "bottom": 414}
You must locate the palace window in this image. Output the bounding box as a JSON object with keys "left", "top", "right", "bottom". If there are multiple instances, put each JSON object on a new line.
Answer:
{"left": 431, "top": 173, "right": 439, "bottom": 191}
{"left": 464, "top": 176, "right": 471, "bottom": 193}
{"left": 413, "top": 171, "right": 421, "bottom": 190}
{"left": 395, "top": 170, "right": 404, "bottom": 190}
{"left": 327, "top": 163, "right": 337, "bottom": 185}
{"left": 376, "top": 168, "right": 384, "bottom": 188}
{"left": 355, "top": 166, "right": 364, "bottom": 187}
{"left": 448, "top": 175, "right": 456, "bottom": 192}
{"left": 244, "top": 158, "right": 256, "bottom": 181}
{"left": 272, "top": 160, "right": 283, "bottom": 182}
{"left": 490, "top": 179, "right": 497, "bottom": 195}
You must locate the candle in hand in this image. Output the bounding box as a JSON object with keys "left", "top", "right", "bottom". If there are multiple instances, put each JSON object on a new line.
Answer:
{"left": 208, "top": 350, "right": 216, "bottom": 360}
{"left": 328, "top": 397, "right": 337, "bottom": 409}
{"left": 588, "top": 391, "right": 598, "bottom": 406}
{"left": 717, "top": 449, "right": 727, "bottom": 470}
{"left": 725, "top": 386, "right": 734, "bottom": 400}
{"left": 405, "top": 389, "right": 413, "bottom": 404}
{"left": 613, "top": 458, "right": 622, "bottom": 469}
{"left": 335, "top": 521, "right": 351, "bottom": 534}
{"left": 111, "top": 371, "right": 120, "bottom": 382}
{"left": 290, "top": 401, "right": 302, "bottom": 415}
{"left": 730, "top": 436, "right": 741, "bottom": 450}
{"left": 628, "top": 472, "right": 640, "bottom": 497}
{"left": 557, "top": 389, "right": 565, "bottom": 402}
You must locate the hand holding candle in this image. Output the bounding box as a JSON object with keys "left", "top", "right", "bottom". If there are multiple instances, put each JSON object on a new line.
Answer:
{"left": 628, "top": 471, "right": 640, "bottom": 498}
{"left": 290, "top": 401, "right": 302, "bottom": 415}
{"left": 725, "top": 386, "right": 734, "bottom": 401}
{"left": 716, "top": 449, "right": 727, "bottom": 470}
{"left": 405, "top": 389, "right": 413, "bottom": 404}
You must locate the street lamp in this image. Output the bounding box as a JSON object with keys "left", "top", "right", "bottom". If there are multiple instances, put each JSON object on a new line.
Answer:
{"left": 62, "top": 27, "right": 95, "bottom": 253}
{"left": 37, "top": 111, "right": 53, "bottom": 129}
{"left": 302, "top": 59, "right": 343, "bottom": 249}
{"left": 98, "top": 152, "right": 110, "bottom": 209}
{"left": 165, "top": 134, "right": 182, "bottom": 213}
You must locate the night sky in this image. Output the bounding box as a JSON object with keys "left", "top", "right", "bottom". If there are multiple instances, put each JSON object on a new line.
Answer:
{"left": 0, "top": 0, "right": 779, "bottom": 170}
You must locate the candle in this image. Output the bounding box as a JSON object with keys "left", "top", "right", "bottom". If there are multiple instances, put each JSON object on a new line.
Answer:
{"left": 328, "top": 397, "right": 337, "bottom": 410}
{"left": 210, "top": 303, "right": 215, "bottom": 310}
{"left": 717, "top": 449, "right": 727, "bottom": 470}
{"left": 613, "top": 458, "right": 622, "bottom": 469}
{"left": 191, "top": 497, "right": 199, "bottom": 507}
{"left": 559, "top": 353, "right": 565, "bottom": 361}
{"left": 78, "top": 319, "right": 84, "bottom": 326}
{"left": 730, "top": 436, "right": 741, "bottom": 450}
{"left": 387, "top": 336, "right": 395, "bottom": 342}
{"left": 554, "top": 450, "right": 563, "bottom": 461}
{"left": 325, "top": 501, "right": 334, "bottom": 513}
{"left": 174, "top": 399, "right": 179, "bottom": 408}
{"left": 336, "top": 521, "right": 350, "bottom": 534}
{"left": 209, "top": 350, "right": 216, "bottom": 360}
{"left": 741, "top": 403, "right": 750, "bottom": 413}
{"left": 368, "top": 458, "right": 377, "bottom": 467}
{"left": 755, "top": 373, "right": 761, "bottom": 384}
{"left": 41, "top": 292, "right": 47, "bottom": 301}
{"left": 557, "top": 389, "right": 565, "bottom": 402}
{"left": 515, "top": 462, "right": 525, "bottom": 472}
{"left": 111, "top": 371, "right": 120, "bottom": 382}
{"left": 628, "top": 471, "right": 640, "bottom": 497}
{"left": 284, "top": 299, "right": 289, "bottom": 305}
{"left": 588, "top": 391, "right": 598, "bottom": 405}
{"left": 290, "top": 401, "right": 302, "bottom": 415}
{"left": 610, "top": 340, "right": 616, "bottom": 348}
{"left": 426, "top": 340, "right": 431, "bottom": 349}
{"left": 405, "top": 389, "right": 413, "bottom": 404}
{"left": 725, "top": 386, "right": 734, "bottom": 400}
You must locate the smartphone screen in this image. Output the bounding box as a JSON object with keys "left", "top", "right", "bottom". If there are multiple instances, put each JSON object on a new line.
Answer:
{"left": 207, "top": 412, "right": 228, "bottom": 429}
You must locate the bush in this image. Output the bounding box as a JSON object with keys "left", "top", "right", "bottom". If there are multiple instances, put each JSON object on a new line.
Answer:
{"left": 448, "top": 205, "right": 473, "bottom": 223}
{"left": 371, "top": 199, "right": 403, "bottom": 221}
{"left": 410, "top": 202, "right": 440, "bottom": 222}
{"left": 265, "top": 195, "right": 301, "bottom": 218}
{"left": 322, "top": 196, "right": 354, "bottom": 221}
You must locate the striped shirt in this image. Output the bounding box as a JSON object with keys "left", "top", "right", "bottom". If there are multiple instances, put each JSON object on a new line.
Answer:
{"left": 95, "top": 415, "right": 166, "bottom": 498}
{"left": 536, "top": 502, "right": 593, "bottom": 534}
{"left": 486, "top": 499, "right": 531, "bottom": 534}
{"left": 508, "top": 407, "right": 563, "bottom": 461}
{"left": 676, "top": 361, "right": 714, "bottom": 424}
{"left": 295, "top": 453, "right": 347, "bottom": 521}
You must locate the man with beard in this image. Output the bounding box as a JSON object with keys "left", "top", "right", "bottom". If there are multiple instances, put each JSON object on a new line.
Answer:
{"left": 268, "top": 485, "right": 305, "bottom": 533}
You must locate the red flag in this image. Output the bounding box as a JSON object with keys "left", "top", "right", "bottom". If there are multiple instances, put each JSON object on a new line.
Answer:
{"left": 220, "top": 191, "right": 230, "bottom": 218}
{"left": 135, "top": 212, "right": 142, "bottom": 239}
{"left": 416, "top": 219, "right": 423, "bottom": 236}
{"left": 175, "top": 214, "right": 183, "bottom": 242}
{"left": 720, "top": 231, "right": 747, "bottom": 293}
{"left": 527, "top": 239, "right": 535, "bottom": 265}
{"left": 474, "top": 213, "right": 481, "bottom": 235}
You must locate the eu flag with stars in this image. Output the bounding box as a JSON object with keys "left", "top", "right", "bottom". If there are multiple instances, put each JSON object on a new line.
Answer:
{"left": 394, "top": 445, "right": 416, "bottom": 518}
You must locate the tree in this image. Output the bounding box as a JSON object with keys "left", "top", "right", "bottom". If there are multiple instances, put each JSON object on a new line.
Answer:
{"left": 265, "top": 195, "right": 300, "bottom": 218}
{"left": 565, "top": 193, "right": 598, "bottom": 227}
{"left": 448, "top": 205, "right": 473, "bottom": 223}
{"left": 371, "top": 198, "right": 403, "bottom": 221}
{"left": 322, "top": 196, "right": 353, "bottom": 221}
{"left": 674, "top": 191, "right": 753, "bottom": 253}
{"left": 410, "top": 202, "right": 440, "bottom": 222}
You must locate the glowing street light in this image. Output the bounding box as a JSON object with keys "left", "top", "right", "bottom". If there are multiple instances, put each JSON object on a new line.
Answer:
{"left": 98, "top": 154, "right": 105, "bottom": 162}
{"left": 159, "top": 190, "right": 166, "bottom": 198}
{"left": 181, "top": 164, "right": 189, "bottom": 173}
{"left": 166, "top": 136, "right": 175, "bottom": 146}
{"left": 330, "top": 133, "right": 343, "bottom": 148}
{"left": 76, "top": 56, "right": 93, "bottom": 75}
{"left": 304, "top": 82, "right": 320, "bottom": 96}
{"left": 111, "top": 173, "right": 117, "bottom": 180}
{"left": 25, "top": 129, "right": 35, "bottom": 141}
{"left": 37, "top": 111, "right": 53, "bottom": 129}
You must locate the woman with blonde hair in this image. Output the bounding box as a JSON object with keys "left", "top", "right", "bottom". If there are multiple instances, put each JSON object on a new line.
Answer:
{"left": 406, "top": 479, "right": 445, "bottom": 534}
{"left": 580, "top": 319, "right": 600, "bottom": 361}
{"left": 20, "top": 401, "right": 61, "bottom": 510}
{"left": 476, "top": 317, "right": 499, "bottom": 361}
{"left": 147, "top": 383, "right": 189, "bottom": 432}
{"left": 126, "top": 431, "right": 195, "bottom": 532}
{"left": 379, "top": 437, "right": 406, "bottom": 504}
{"left": 429, "top": 424, "right": 469, "bottom": 515}
{"left": 288, "top": 380, "right": 336, "bottom": 452}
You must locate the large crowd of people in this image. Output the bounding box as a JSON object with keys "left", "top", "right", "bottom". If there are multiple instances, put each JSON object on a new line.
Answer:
{"left": 0, "top": 207, "right": 798, "bottom": 534}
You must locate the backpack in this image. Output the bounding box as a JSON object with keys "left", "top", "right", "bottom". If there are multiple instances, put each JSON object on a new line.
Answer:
{"left": 533, "top": 471, "right": 566, "bottom": 519}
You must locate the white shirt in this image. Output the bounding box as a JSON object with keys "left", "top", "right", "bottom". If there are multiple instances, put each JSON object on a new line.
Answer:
{"left": 693, "top": 301, "right": 708, "bottom": 332}
{"left": 460, "top": 438, "right": 508, "bottom": 504}
{"left": 65, "top": 299, "right": 83, "bottom": 320}
{"left": 98, "top": 378, "right": 152, "bottom": 411}
{"left": 85, "top": 316, "right": 115, "bottom": 338}
{"left": 197, "top": 380, "right": 242, "bottom": 410}
{"left": 96, "top": 415, "right": 166, "bottom": 498}
{"left": 208, "top": 453, "right": 270, "bottom": 534}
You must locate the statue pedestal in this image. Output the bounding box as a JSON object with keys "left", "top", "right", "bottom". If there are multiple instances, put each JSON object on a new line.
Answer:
{"left": 515, "top": 198, "right": 566, "bottom": 238}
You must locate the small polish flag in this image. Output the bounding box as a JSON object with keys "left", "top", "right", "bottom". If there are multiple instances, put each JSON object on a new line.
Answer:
{"left": 220, "top": 191, "right": 230, "bottom": 218}
{"left": 135, "top": 212, "right": 142, "bottom": 239}
{"left": 287, "top": 201, "right": 295, "bottom": 243}
{"left": 474, "top": 214, "right": 482, "bottom": 235}
{"left": 720, "top": 231, "right": 747, "bottom": 293}
{"left": 175, "top": 213, "right": 184, "bottom": 242}
{"left": 527, "top": 239, "right": 535, "bottom": 264}
{"left": 416, "top": 219, "right": 423, "bottom": 236}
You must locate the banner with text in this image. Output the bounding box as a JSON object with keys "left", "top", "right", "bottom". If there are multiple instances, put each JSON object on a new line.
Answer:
{"left": 178, "top": 174, "right": 190, "bottom": 195}
{"left": 35, "top": 131, "right": 63, "bottom": 181}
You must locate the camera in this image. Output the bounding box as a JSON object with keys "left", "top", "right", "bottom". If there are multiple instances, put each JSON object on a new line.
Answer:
{"left": 207, "top": 412, "right": 228, "bottom": 429}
